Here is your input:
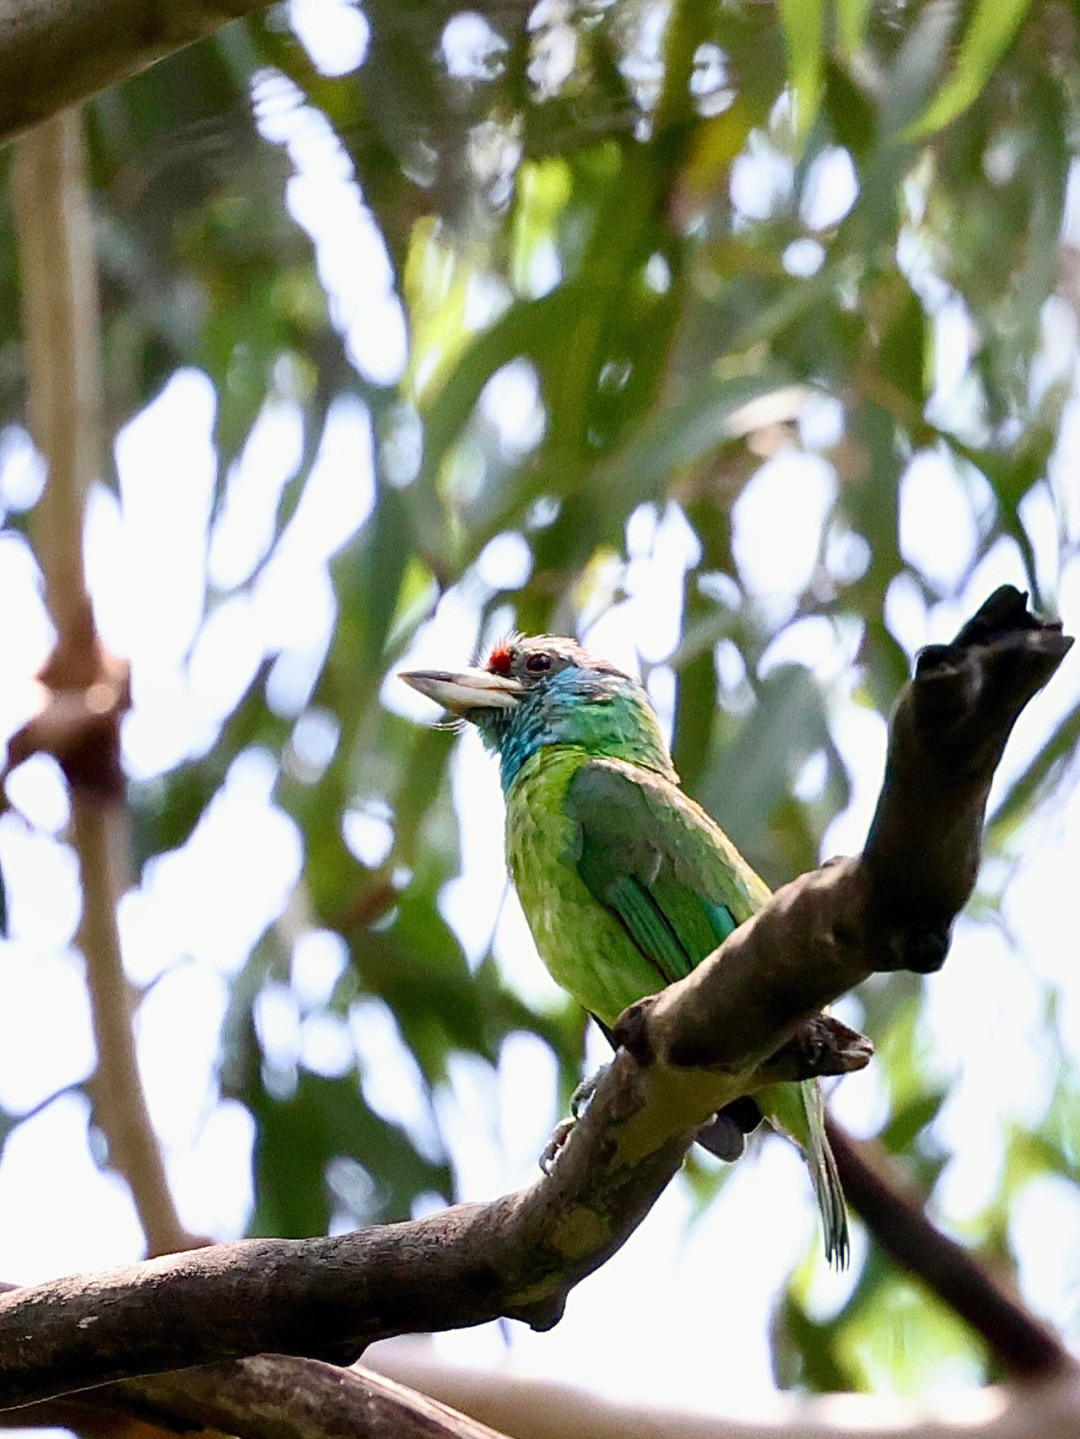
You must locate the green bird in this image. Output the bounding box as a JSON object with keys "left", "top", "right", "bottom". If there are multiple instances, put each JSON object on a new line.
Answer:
{"left": 403, "top": 635, "right": 847, "bottom": 1265}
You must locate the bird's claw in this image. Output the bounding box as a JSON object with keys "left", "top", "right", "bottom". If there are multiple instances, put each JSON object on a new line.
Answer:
{"left": 540, "top": 1116, "right": 576, "bottom": 1172}
{"left": 569, "top": 1064, "right": 608, "bottom": 1117}
{"left": 539, "top": 1064, "right": 613, "bottom": 1171}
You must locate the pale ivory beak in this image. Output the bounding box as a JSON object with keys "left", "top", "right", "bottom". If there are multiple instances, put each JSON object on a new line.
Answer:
{"left": 400, "top": 667, "right": 524, "bottom": 715}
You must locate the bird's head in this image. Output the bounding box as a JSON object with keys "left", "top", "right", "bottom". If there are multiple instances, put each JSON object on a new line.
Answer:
{"left": 401, "top": 636, "right": 677, "bottom": 790}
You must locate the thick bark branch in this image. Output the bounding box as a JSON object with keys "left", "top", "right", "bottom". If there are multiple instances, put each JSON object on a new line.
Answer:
{"left": 0, "top": 587, "right": 1071, "bottom": 1409}
{"left": 0, "top": 1, "right": 271, "bottom": 147}
{"left": 11, "top": 1348, "right": 1080, "bottom": 1439}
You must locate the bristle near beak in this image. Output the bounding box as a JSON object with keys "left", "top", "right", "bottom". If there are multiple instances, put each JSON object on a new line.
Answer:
{"left": 400, "top": 667, "right": 524, "bottom": 716}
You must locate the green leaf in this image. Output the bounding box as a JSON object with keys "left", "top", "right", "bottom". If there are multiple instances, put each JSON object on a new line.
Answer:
{"left": 777, "top": 0, "right": 825, "bottom": 141}
{"left": 247, "top": 1065, "right": 450, "bottom": 1239}
{"left": 879, "top": 0, "right": 957, "bottom": 137}
{"left": 599, "top": 370, "right": 801, "bottom": 515}
{"left": 670, "top": 622, "right": 720, "bottom": 792}
{"left": 416, "top": 283, "right": 583, "bottom": 492}
{"left": 773, "top": 1293, "right": 858, "bottom": 1390}
{"left": 883, "top": 1087, "right": 948, "bottom": 1155}
{"left": 694, "top": 663, "right": 850, "bottom": 887}
{"left": 835, "top": 0, "right": 872, "bottom": 60}
{"left": 908, "top": 0, "right": 1035, "bottom": 137}
{"left": 986, "top": 698, "right": 1080, "bottom": 844}
{"left": 823, "top": 57, "right": 877, "bottom": 155}
{"left": 838, "top": 1274, "right": 989, "bottom": 1390}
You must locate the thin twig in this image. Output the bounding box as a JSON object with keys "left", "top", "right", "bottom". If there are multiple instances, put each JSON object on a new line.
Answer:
{"left": 12, "top": 110, "right": 194, "bottom": 1258}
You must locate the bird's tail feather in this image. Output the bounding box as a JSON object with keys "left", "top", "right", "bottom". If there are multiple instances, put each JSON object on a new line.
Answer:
{"left": 801, "top": 1080, "right": 848, "bottom": 1269}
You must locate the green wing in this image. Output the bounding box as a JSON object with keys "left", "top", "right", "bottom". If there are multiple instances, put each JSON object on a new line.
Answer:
{"left": 566, "top": 757, "right": 849, "bottom": 1268}
{"left": 567, "top": 756, "right": 767, "bottom": 983}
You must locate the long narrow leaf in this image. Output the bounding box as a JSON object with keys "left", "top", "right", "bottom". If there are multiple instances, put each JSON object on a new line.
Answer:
{"left": 835, "top": 0, "right": 872, "bottom": 60}
{"left": 778, "top": 0, "right": 825, "bottom": 141}
{"left": 908, "top": 0, "right": 1034, "bottom": 136}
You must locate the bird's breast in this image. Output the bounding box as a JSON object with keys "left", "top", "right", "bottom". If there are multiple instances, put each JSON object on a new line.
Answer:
{"left": 503, "top": 748, "right": 669, "bottom": 1025}
{"left": 505, "top": 750, "right": 583, "bottom": 944}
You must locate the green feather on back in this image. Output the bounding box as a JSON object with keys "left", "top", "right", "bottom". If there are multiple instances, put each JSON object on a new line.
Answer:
{"left": 569, "top": 757, "right": 766, "bottom": 990}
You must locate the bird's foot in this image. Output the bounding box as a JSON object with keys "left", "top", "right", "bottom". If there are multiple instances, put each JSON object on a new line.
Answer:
{"left": 539, "top": 1065, "right": 612, "bottom": 1172}
{"left": 695, "top": 1097, "right": 763, "bottom": 1162}
{"left": 759, "top": 1015, "right": 873, "bottom": 1084}
{"left": 569, "top": 1064, "right": 609, "bottom": 1117}
{"left": 539, "top": 1116, "right": 575, "bottom": 1173}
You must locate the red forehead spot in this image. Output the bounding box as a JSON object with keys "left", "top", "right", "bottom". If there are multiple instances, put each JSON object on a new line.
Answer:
{"left": 486, "top": 643, "right": 514, "bottom": 675}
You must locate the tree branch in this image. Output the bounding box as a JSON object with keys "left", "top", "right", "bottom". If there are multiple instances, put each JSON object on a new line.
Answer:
{"left": 0, "top": 587, "right": 1070, "bottom": 1409}
{"left": 367, "top": 1347, "right": 1080, "bottom": 1439}
{"left": 2, "top": 1352, "right": 514, "bottom": 1439}
{"left": 9, "top": 1347, "right": 1080, "bottom": 1439}
{"left": 11, "top": 109, "right": 97, "bottom": 645}
{"left": 0, "top": 1, "right": 272, "bottom": 148}
{"left": 11, "top": 111, "right": 196, "bottom": 1258}
{"left": 826, "top": 1123, "right": 1068, "bottom": 1380}
{"left": 132, "top": 1356, "right": 512, "bottom": 1439}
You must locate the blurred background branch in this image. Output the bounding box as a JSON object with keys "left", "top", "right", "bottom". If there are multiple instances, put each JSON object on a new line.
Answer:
{"left": 367, "top": 1348, "right": 1080, "bottom": 1439}
{"left": 11, "top": 110, "right": 195, "bottom": 1257}
{"left": 0, "top": 2, "right": 273, "bottom": 147}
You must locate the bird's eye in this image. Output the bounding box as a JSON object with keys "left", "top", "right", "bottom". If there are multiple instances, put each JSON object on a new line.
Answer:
{"left": 525, "top": 653, "right": 552, "bottom": 674}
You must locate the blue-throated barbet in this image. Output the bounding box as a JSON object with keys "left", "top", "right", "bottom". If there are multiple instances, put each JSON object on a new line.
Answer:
{"left": 403, "top": 635, "right": 847, "bottom": 1265}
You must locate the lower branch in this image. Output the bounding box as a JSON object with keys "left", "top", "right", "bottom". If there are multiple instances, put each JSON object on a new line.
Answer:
{"left": 10, "top": 1349, "right": 1080, "bottom": 1439}
{"left": 2, "top": 1354, "right": 512, "bottom": 1439}
{"left": 129, "top": 1356, "right": 510, "bottom": 1439}
{"left": 367, "top": 1347, "right": 1080, "bottom": 1439}
{"left": 826, "top": 1122, "right": 1068, "bottom": 1379}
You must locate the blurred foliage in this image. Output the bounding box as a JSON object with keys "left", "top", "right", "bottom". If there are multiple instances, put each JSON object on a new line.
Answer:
{"left": 3, "top": 0, "right": 1080, "bottom": 1398}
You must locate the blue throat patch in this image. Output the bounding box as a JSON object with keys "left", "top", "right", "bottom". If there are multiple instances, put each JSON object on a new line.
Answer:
{"left": 474, "top": 667, "right": 676, "bottom": 792}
